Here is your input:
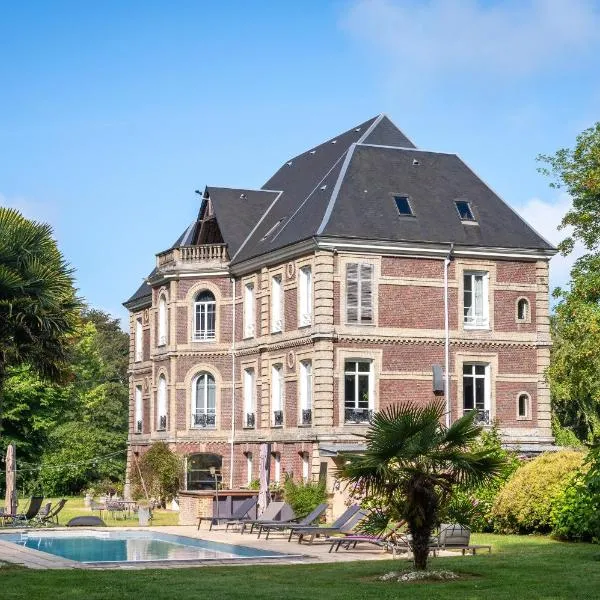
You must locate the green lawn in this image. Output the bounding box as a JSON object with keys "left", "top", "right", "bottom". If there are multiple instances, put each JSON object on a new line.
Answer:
{"left": 0, "top": 535, "right": 599, "bottom": 599}
{"left": 2, "top": 496, "right": 179, "bottom": 527}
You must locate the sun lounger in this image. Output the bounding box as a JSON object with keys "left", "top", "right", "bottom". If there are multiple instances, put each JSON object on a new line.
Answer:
{"left": 257, "top": 502, "right": 329, "bottom": 539}
{"left": 1, "top": 496, "right": 44, "bottom": 527}
{"left": 239, "top": 502, "right": 296, "bottom": 534}
{"left": 225, "top": 500, "right": 285, "bottom": 533}
{"left": 198, "top": 496, "right": 258, "bottom": 531}
{"left": 328, "top": 521, "right": 410, "bottom": 556}
{"left": 35, "top": 498, "right": 67, "bottom": 526}
{"left": 288, "top": 505, "right": 364, "bottom": 543}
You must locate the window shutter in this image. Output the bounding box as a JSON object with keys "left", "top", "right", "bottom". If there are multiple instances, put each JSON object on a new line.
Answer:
{"left": 346, "top": 263, "right": 359, "bottom": 322}
{"left": 359, "top": 264, "right": 373, "bottom": 322}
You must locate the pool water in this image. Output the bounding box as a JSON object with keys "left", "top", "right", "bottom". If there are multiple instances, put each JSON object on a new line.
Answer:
{"left": 1, "top": 530, "right": 289, "bottom": 563}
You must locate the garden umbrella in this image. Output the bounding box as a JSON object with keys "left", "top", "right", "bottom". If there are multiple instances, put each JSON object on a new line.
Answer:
{"left": 4, "top": 443, "right": 17, "bottom": 516}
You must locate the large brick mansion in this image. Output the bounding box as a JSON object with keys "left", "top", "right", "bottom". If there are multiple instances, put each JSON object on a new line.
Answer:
{"left": 124, "top": 114, "right": 556, "bottom": 490}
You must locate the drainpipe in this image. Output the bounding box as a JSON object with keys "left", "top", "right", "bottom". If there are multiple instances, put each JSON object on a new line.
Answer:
{"left": 444, "top": 244, "right": 454, "bottom": 428}
{"left": 229, "top": 277, "right": 236, "bottom": 489}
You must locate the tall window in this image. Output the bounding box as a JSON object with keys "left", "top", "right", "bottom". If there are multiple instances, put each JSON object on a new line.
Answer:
{"left": 463, "top": 364, "right": 490, "bottom": 424}
{"left": 192, "top": 372, "right": 216, "bottom": 428}
{"left": 246, "top": 452, "right": 253, "bottom": 486}
{"left": 134, "top": 385, "right": 143, "bottom": 433}
{"left": 346, "top": 263, "right": 373, "bottom": 323}
{"left": 271, "top": 364, "right": 283, "bottom": 426}
{"left": 157, "top": 375, "right": 167, "bottom": 430}
{"left": 135, "top": 317, "right": 143, "bottom": 362}
{"left": 299, "top": 360, "right": 312, "bottom": 425}
{"left": 273, "top": 452, "right": 281, "bottom": 484}
{"left": 517, "top": 298, "right": 529, "bottom": 322}
{"left": 271, "top": 275, "right": 283, "bottom": 333}
{"left": 193, "top": 290, "right": 216, "bottom": 341}
{"left": 158, "top": 296, "right": 167, "bottom": 346}
{"left": 298, "top": 266, "right": 312, "bottom": 327}
{"left": 301, "top": 452, "right": 310, "bottom": 481}
{"left": 344, "top": 360, "right": 372, "bottom": 423}
{"left": 518, "top": 393, "right": 530, "bottom": 418}
{"left": 243, "top": 282, "right": 255, "bottom": 338}
{"left": 464, "top": 272, "right": 489, "bottom": 328}
{"left": 244, "top": 368, "right": 255, "bottom": 428}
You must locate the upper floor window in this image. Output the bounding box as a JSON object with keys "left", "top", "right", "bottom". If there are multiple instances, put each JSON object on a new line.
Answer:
{"left": 346, "top": 263, "right": 373, "bottom": 324}
{"left": 516, "top": 298, "right": 530, "bottom": 322}
{"left": 464, "top": 272, "right": 489, "bottom": 328}
{"left": 271, "top": 364, "right": 283, "bottom": 426}
{"left": 158, "top": 295, "right": 167, "bottom": 346}
{"left": 455, "top": 200, "right": 476, "bottom": 221}
{"left": 298, "top": 266, "right": 312, "bottom": 327}
{"left": 463, "top": 363, "right": 490, "bottom": 425}
{"left": 243, "top": 282, "right": 255, "bottom": 338}
{"left": 299, "top": 360, "right": 312, "bottom": 425}
{"left": 344, "top": 360, "right": 373, "bottom": 424}
{"left": 157, "top": 375, "right": 167, "bottom": 431}
{"left": 135, "top": 317, "right": 143, "bottom": 362}
{"left": 271, "top": 275, "right": 283, "bottom": 333}
{"left": 134, "top": 385, "right": 143, "bottom": 433}
{"left": 243, "top": 368, "right": 255, "bottom": 428}
{"left": 192, "top": 372, "right": 216, "bottom": 428}
{"left": 394, "top": 195, "right": 413, "bottom": 216}
{"left": 193, "top": 290, "right": 216, "bottom": 341}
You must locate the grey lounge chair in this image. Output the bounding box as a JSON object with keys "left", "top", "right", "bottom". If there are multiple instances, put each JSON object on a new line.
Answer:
{"left": 433, "top": 523, "right": 491, "bottom": 555}
{"left": 198, "top": 496, "right": 258, "bottom": 531}
{"left": 257, "top": 502, "right": 329, "bottom": 539}
{"left": 36, "top": 498, "right": 67, "bottom": 526}
{"left": 241, "top": 502, "right": 296, "bottom": 534}
{"left": 293, "top": 507, "right": 367, "bottom": 544}
{"left": 286, "top": 504, "right": 361, "bottom": 542}
{"left": 2, "top": 496, "right": 44, "bottom": 526}
{"left": 226, "top": 500, "right": 285, "bottom": 533}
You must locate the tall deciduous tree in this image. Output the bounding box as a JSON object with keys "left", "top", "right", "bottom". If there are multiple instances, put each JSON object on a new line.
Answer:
{"left": 0, "top": 208, "right": 80, "bottom": 436}
{"left": 338, "top": 400, "right": 505, "bottom": 571}
{"left": 539, "top": 123, "right": 600, "bottom": 441}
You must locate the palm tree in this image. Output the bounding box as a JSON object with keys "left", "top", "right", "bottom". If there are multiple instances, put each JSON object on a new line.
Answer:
{"left": 338, "top": 399, "right": 506, "bottom": 570}
{"left": 0, "top": 208, "right": 80, "bottom": 435}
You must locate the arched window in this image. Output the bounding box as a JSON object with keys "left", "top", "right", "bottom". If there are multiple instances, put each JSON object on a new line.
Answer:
{"left": 192, "top": 372, "right": 216, "bottom": 428}
{"left": 193, "top": 291, "right": 216, "bottom": 341}
{"left": 157, "top": 375, "right": 167, "bottom": 430}
{"left": 518, "top": 392, "right": 530, "bottom": 419}
{"left": 516, "top": 298, "right": 529, "bottom": 322}
{"left": 158, "top": 295, "right": 167, "bottom": 346}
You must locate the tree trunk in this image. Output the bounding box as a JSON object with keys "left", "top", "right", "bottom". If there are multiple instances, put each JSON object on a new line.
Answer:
{"left": 411, "top": 525, "right": 433, "bottom": 570}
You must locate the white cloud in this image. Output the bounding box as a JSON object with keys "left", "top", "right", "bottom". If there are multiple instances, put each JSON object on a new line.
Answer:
{"left": 341, "top": 0, "right": 600, "bottom": 78}
{"left": 0, "top": 193, "right": 58, "bottom": 228}
{"left": 518, "top": 193, "right": 584, "bottom": 292}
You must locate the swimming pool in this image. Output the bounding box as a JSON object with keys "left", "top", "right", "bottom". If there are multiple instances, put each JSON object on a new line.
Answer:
{"left": 0, "top": 530, "right": 291, "bottom": 563}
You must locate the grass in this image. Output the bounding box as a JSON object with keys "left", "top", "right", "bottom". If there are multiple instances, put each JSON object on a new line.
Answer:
{"left": 2, "top": 496, "right": 179, "bottom": 527}
{"left": 0, "top": 534, "right": 598, "bottom": 599}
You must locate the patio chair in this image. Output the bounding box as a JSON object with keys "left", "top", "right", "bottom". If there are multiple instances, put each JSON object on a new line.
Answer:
{"left": 36, "top": 498, "right": 67, "bottom": 526}
{"left": 257, "top": 502, "right": 328, "bottom": 539}
{"left": 286, "top": 504, "right": 362, "bottom": 543}
{"left": 197, "top": 496, "right": 258, "bottom": 531}
{"left": 433, "top": 523, "right": 491, "bottom": 555}
{"left": 29, "top": 502, "right": 52, "bottom": 527}
{"left": 106, "top": 500, "right": 127, "bottom": 520}
{"left": 1, "top": 495, "right": 45, "bottom": 527}
{"left": 67, "top": 516, "right": 106, "bottom": 527}
{"left": 225, "top": 500, "right": 285, "bottom": 533}
{"left": 90, "top": 499, "right": 106, "bottom": 518}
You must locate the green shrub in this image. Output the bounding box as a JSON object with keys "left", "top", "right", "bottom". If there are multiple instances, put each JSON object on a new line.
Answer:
{"left": 283, "top": 476, "right": 327, "bottom": 517}
{"left": 552, "top": 445, "right": 600, "bottom": 542}
{"left": 491, "top": 450, "right": 584, "bottom": 534}
{"left": 131, "top": 442, "right": 182, "bottom": 507}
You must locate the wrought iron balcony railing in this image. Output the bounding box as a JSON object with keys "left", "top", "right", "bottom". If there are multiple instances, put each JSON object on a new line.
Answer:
{"left": 157, "top": 415, "right": 167, "bottom": 431}
{"left": 192, "top": 411, "right": 216, "bottom": 429}
{"left": 467, "top": 408, "right": 490, "bottom": 425}
{"left": 301, "top": 409, "right": 312, "bottom": 425}
{"left": 344, "top": 408, "right": 373, "bottom": 424}
{"left": 245, "top": 412, "right": 255, "bottom": 428}
{"left": 135, "top": 419, "right": 143, "bottom": 433}
{"left": 273, "top": 410, "right": 284, "bottom": 427}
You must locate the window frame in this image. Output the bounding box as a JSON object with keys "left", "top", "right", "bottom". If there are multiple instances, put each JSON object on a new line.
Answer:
{"left": 455, "top": 200, "right": 476, "bottom": 222}
{"left": 243, "top": 282, "right": 255, "bottom": 339}
{"left": 462, "top": 363, "right": 491, "bottom": 424}
{"left": 135, "top": 317, "right": 143, "bottom": 362}
{"left": 271, "top": 364, "right": 284, "bottom": 427}
{"left": 463, "top": 271, "right": 489, "bottom": 329}
{"left": 243, "top": 368, "right": 255, "bottom": 428}
{"left": 191, "top": 371, "right": 217, "bottom": 429}
{"left": 394, "top": 195, "right": 414, "bottom": 217}
{"left": 345, "top": 262, "right": 374, "bottom": 325}
{"left": 343, "top": 359, "right": 374, "bottom": 424}
{"left": 245, "top": 452, "right": 253, "bottom": 486}
{"left": 157, "top": 375, "right": 167, "bottom": 431}
{"left": 134, "top": 384, "right": 143, "bottom": 433}
{"left": 298, "top": 266, "right": 312, "bottom": 327}
{"left": 271, "top": 275, "right": 283, "bottom": 333}
{"left": 516, "top": 297, "right": 531, "bottom": 323}
{"left": 193, "top": 290, "right": 216, "bottom": 342}
{"left": 299, "top": 360, "right": 312, "bottom": 426}
{"left": 157, "top": 295, "right": 167, "bottom": 347}
{"left": 517, "top": 392, "right": 531, "bottom": 420}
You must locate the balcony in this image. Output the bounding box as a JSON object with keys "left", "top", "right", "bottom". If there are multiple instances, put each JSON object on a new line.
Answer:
{"left": 245, "top": 412, "right": 255, "bottom": 428}
{"left": 301, "top": 408, "right": 312, "bottom": 426}
{"left": 156, "top": 244, "right": 229, "bottom": 272}
{"left": 344, "top": 408, "right": 373, "bottom": 424}
{"left": 157, "top": 414, "right": 167, "bottom": 431}
{"left": 135, "top": 419, "right": 143, "bottom": 434}
{"left": 272, "top": 410, "right": 283, "bottom": 427}
{"left": 192, "top": 411, "right": 216, "bottom": 429}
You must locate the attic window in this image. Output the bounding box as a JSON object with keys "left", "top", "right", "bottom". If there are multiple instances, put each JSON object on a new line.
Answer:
{"left": 394, "top": 196, "right": 413, "bottom": 216}
{"left": 455, "top": 200, "right": 476, "bottom": 222}
{"left": 261, "top": 219, "right": 285, "bottom": 241}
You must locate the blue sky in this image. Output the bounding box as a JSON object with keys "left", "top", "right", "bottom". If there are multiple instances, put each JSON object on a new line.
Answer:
{"left": 1, "top": 0, "right": 599, "bottom": 326}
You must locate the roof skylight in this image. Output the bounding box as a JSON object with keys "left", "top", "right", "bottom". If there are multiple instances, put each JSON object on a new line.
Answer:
{"left": 394, "top": 196, "right": 413, "bottom": 217}
{"left": 455, "top": 200, "right": 476, "bottom": 221}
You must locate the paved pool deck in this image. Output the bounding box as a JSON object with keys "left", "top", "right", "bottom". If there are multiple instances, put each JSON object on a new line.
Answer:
{"left": 0, "top": 525, "right": 471, "bottom": 570}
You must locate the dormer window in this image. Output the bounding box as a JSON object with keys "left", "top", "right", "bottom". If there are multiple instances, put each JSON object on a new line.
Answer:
{"left": 394, "top": 196, "right": 413, "bottom": 216}
{"left": 455, "top": 200, "right": 475, "bottom": 221}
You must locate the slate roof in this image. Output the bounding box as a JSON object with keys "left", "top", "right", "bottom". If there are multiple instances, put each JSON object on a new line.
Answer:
{"left": 124, "top": 113, "right": 555, "bottom": 307}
